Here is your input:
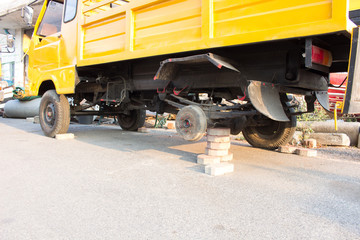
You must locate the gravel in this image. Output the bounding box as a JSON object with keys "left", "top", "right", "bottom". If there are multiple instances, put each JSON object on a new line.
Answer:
{"left": 317, "top": 146, "right": 360, "bottom": 162}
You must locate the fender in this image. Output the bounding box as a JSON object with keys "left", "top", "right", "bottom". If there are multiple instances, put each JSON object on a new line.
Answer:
{"left": 247, "top": 81, "right": 289, "bottom": 122}
{"left": 29, "top": 65, "right": 78, "bottom": 96}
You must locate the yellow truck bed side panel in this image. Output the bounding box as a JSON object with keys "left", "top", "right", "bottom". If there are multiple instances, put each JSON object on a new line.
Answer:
{"left": 133, "top": 0, "right": 202, "bottom": 50}
{"left": 83, "top": 14, "right": 126, "bottom": 58}
{"left": 78, "top": 0, "right": 350, "bottom": 67}
{"left": 213, "top": 0, "right": 332, "bottom": 38}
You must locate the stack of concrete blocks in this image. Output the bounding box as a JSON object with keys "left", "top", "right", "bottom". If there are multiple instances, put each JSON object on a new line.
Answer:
{"left": 197, "top": 128, "right": 234, "bottom": 176}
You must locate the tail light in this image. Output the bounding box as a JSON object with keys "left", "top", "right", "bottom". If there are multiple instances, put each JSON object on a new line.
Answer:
{"left": 305, "top": 39, "right": 333, "bottom": 72}
{"left": 311, "top": 45, "right": 332, "bottom": 67}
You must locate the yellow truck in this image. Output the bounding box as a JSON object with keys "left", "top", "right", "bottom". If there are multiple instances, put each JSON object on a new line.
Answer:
{"left": 25, "top": 0, "right": 360, "bottom": 149}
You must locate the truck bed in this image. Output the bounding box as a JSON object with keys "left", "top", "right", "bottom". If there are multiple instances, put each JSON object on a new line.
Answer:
{"left": 79, "top": 0, "right": 351, "bottom": 66}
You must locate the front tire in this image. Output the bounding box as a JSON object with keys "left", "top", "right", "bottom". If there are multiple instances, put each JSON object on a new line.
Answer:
{"left": 39, "top": 90, "right": 70, "bottom": 137}
{"left": 242, "top": 114, "right": 296, "bottom": 150}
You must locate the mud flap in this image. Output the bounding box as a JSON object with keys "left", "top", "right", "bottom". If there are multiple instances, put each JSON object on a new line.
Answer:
{"left": 315, "top": 91, "right": 330, "bottom": 112}
{"left": 247, "top": 81, "right": 289, "bottom": 122}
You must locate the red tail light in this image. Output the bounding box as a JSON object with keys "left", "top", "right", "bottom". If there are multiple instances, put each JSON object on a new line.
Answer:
{"left": 312, "top": 45, "right": 332, "bottom": 67}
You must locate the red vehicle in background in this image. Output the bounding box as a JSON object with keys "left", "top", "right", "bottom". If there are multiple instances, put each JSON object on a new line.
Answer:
{"left": 329, "top": 73, "right": 359, "bottom": 121}
{"left": 328, "top": 73, "right": 348, "bottom": 113}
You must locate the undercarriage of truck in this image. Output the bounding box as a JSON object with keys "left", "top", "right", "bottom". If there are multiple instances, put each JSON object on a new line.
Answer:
{"left": 26, "top": 0, "right": 360, "bottom": 150}
{"left": 42, "top": 34, "right": 347, "bottom": 149}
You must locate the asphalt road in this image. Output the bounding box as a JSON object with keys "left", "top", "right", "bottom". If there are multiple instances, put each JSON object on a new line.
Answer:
{"left": 0, "top": 118, "right": 360, "bottom": 240}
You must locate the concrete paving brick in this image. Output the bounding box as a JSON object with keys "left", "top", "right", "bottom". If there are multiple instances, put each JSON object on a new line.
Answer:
{"left": 220, "top": 153, "right": 233, "bottom": 162}
{"left": 26, "top": 117, "right": 34, "bottom": 122}
{"left": 166, "top": 122, "right": 175, "bottom": 129}
{"left": 309, "top": 133, "right": 350, "bottom": 146}
{"left": 207, "top": 135, "right": 230, "bottom": 143}
{"left": 205, "top": 163, "right": 234, "bottom": 176}
{"left": 295, "top": 148, "right": 317, "bottom": 157}
{"left": 291, "top": 131, "right": 303, "bottom": 145}
{"left": 197, "top": 154, "right": 221, "bottom": 165}
{"left": 205, "top": 148, "right": 228, "bottom": 156}
{"left": 278, "top": 146, "right": 297, "bottom": 154}
{"left": 33, "top": 116, "right": 40, "bottom": 124}
{"left": 207, "top": 142, "right": 230, "bottom": 150}
{"left": 55, "top": 133, "right": 75, "bottom": 140}
{"left": 138, "top": 127, "right": 148, "bottom": 133}
{"left": 207, "top": 128, "right": 230, "bottom": 136}
{"left": 304, "top": 139, "right": 317, "bottom": 148}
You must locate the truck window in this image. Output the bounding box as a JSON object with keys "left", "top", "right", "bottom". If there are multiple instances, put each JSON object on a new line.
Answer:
{"left": 37, "top": 1, "right": 64, "bottom": 37}
{"left": 64, "top": 0, "right": 77, "bottom": 23}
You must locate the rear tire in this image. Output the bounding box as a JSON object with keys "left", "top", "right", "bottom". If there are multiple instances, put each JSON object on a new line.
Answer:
{"left": 39, "top": 90, "right": 70, "bottom": 137}
{"left": 118, "top": 109, "right": 146, "bottom": 131}
{"left": 242, "top": 112, "right": 296, "bottom": 150}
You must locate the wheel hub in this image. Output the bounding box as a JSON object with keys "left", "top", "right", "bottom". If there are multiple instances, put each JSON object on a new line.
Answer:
{"left": 45, "top": 103, "right": 55, "bottom": 126}
{"left": 175, "top": 105, "right": 207, "bottom": 141}
{"left": 183, "top": 119, "right": 191, "bottom": 128}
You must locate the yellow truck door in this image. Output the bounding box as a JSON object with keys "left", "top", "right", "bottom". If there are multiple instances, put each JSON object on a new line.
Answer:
{"left": 28, "top": 0, "right": 77, "bottom": 96}
{"left": 32, "top": 1, "right": 63, "bottom": 73}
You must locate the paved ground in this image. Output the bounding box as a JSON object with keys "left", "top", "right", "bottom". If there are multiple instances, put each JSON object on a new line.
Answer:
{"left": 0, "top": 118, "right": 360, "bottom": 240}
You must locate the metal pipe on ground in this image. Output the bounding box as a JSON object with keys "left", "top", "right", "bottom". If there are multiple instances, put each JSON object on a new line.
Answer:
{"left": 4, "top": 98, "right": 41, "bottom": 118}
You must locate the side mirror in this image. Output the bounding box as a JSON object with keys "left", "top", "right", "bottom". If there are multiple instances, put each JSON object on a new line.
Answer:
{"left": 7, "top": 35, "right": 14, "bottom": 48}
{"left": 22, "top": 6, "right": 34, "bottom": 26}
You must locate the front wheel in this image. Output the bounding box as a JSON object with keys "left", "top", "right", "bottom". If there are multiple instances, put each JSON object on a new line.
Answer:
{"left": 39, "top": 90, "right": 70, "bottom": 137}
{"left": 242, "top": 114, "right": 296, "bottom": 150}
